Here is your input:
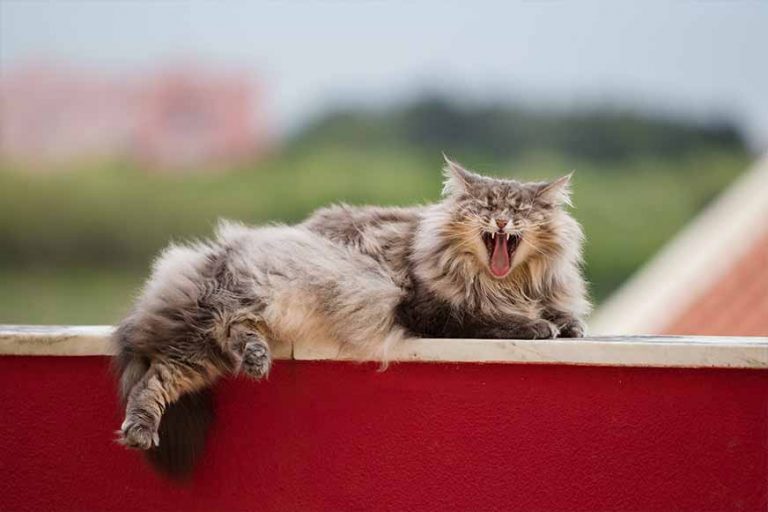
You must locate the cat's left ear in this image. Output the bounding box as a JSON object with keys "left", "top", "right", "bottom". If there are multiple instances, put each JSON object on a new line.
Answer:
{"left": 536, "top": 172, "right": 573, "bottom": 207}
{"left": 442, "top": 154, "right": 481, "bottom": 196}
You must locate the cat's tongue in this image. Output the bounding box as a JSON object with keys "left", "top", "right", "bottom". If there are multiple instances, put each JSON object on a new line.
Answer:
{"left": 490, "top": 234, "right": 511, "bottom": 277}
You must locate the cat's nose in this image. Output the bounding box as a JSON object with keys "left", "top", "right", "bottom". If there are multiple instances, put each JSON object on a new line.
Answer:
{"left": 495, "top": 219, "right": 509, "bottom": 230}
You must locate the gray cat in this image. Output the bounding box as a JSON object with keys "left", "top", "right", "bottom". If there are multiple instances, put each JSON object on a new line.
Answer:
{"left": 114, "top": 158, "right": 590, "bottom": 477}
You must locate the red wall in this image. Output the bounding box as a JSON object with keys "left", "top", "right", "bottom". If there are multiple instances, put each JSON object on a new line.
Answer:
{"left": 1, "top": 356, "right": 766, "bottom": 511}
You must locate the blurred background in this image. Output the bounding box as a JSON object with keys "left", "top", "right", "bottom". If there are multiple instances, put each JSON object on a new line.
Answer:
{"left": 0, "top": 1, "right": 766, "bottom": 333}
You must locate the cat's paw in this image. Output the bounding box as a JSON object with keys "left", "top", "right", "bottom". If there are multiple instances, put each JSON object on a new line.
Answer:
{"left": 557, "top": 318, "right": 586, "bottom": 338}
{"left": 118, "top": 417, "right": 159, "bottom": 450}
{"left": 518, "top": 319, "right": 560, "bottom": 339}
{"left": 241, "top": 340, "right": 271, "bottom": 379}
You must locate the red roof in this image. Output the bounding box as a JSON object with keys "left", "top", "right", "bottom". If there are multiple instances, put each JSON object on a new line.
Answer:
{"left": 590, "top": 157, "right": 768, "bottom": 336}
{"left": 664, "top": 230, "right": 768, "bottom": 336}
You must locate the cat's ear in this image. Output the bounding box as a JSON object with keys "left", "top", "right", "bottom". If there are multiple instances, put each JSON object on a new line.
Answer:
{"left": 536, "top": 172, "right": 573, "bottom": 207}
{"left": 442, "top": 154, "right": 480, "bottom": 196}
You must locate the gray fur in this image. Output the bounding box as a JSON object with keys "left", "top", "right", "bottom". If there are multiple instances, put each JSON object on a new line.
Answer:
{"left": 115, "top": 157, "right": 590, "bottom": 475}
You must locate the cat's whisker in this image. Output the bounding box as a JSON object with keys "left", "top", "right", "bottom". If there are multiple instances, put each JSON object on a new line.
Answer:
{"left": 451, "top": 238, "right": 482, "bottom": 253}
{"left": 521, "top": 221, "right": 551, "bottom": 229}
{"left": 521, "top": 236, "right": 548, "bottom": 256}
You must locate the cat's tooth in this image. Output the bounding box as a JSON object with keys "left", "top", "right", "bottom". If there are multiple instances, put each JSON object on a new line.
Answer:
{"left": 491, "top": 232, "right": 496, "bottom": 240}
{"left": 506, "top": 233, "right": 510, "bottom": 241}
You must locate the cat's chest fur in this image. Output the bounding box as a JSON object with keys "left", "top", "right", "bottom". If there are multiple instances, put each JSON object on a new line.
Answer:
{"left": 397, "top": 258, "right": 545, "bottom": 337}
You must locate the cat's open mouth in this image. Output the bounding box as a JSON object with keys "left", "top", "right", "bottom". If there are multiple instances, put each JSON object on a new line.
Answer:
{"left": 482, "top": 232, "right": 520, "bottom": 278}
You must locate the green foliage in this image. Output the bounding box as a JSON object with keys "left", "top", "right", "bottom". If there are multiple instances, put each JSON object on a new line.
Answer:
{"left": 294, "top": 97, "right": 747, "bottom": 163}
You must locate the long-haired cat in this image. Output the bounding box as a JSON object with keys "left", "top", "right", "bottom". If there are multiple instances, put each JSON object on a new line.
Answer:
{"left": 114, "top": 158, "right": 589, "bottom": 477}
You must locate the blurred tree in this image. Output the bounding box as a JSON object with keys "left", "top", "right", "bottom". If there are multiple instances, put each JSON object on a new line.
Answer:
{"left": 293, "top": 95, "right": 747, "bottom": 164}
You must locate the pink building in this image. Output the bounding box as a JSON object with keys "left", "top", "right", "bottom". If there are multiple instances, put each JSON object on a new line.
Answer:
{"left": 0, "top": 64, "right": 269, "bottom": 171}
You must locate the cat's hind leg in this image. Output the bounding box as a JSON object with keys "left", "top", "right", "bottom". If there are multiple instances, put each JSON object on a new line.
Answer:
{"left": 118, "top": 311, "right": 275, "bottom": 450}
{"left": 119, "top": 361, "right": 217, "bottom": 449}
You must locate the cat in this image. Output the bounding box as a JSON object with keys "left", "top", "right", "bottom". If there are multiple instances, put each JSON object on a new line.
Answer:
{"left": 114, "top": 157, "right": 589, "bottom": 477}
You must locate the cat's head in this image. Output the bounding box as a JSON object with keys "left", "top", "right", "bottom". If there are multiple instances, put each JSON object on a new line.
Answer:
{"left": 438, "top": 157, "right": 575, "bottom": 280}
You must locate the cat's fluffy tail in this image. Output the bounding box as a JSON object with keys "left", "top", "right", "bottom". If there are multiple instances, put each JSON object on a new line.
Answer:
{"left": 145, "top": 388, "right": 214, "bottom": 479}
{"left": 114, "top": 324, "right": 214, "bottom": 480}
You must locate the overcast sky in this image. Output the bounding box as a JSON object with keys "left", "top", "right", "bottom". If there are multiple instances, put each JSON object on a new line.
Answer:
{"left": 2, "top": 1, "right": 767, "bottom": 150}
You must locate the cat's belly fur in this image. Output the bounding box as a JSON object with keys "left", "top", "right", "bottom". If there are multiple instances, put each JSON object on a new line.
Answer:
{"left": 211, "top": 221, "right": 409, "bottom": 355}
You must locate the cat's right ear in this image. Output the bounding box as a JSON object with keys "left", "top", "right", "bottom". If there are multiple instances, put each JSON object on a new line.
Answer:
{"left": 442, "top": 154, "right": 479, "bottom": 196}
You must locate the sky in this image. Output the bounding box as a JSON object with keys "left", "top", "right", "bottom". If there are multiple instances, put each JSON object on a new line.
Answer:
{"left": 2, "top": 0, "right": 767, "bottom": 150}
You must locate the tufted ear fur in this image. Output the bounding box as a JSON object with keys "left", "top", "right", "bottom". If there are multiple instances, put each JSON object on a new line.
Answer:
{"left": 536, "top": 172, "right": 573, "bottom": 207}
{"left": 441, "top": 155, "right": 482, "bottom": 197}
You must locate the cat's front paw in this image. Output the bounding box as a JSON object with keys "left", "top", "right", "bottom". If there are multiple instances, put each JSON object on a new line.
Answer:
{"left": 557, "top": 318, "right": 586, "bottom": 338}
{"left": 241, "top": 340, "right": 272, "bottom": 379}
{"left": 118, "top": 416, "right": 159, "bottom": 450}
{"left": 517, "top": 319, "right": 559, "bottom": 339}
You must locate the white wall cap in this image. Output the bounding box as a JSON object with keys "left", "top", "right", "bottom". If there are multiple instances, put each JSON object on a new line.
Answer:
{"left": 2, "top": 325, "right": 766, "bottom": 369}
